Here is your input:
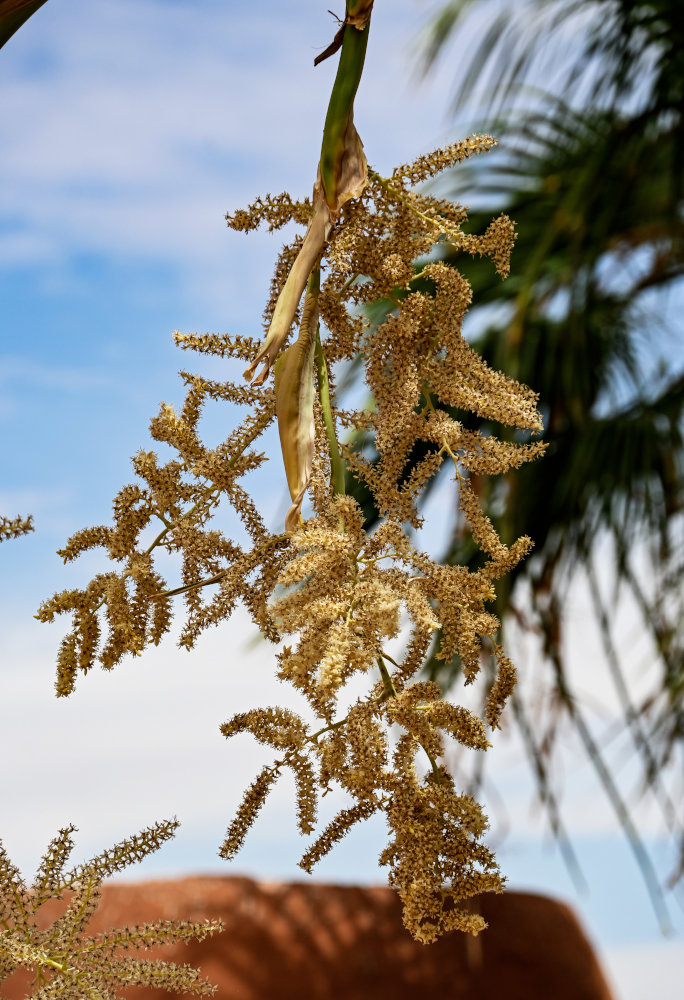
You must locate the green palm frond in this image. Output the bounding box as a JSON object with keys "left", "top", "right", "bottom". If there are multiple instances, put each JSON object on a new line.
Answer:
{"left": 343, "top": 3, "right": 684, "bottom": 924}
{"left": 419, "top": 0, "right": 684, "bottom": 118}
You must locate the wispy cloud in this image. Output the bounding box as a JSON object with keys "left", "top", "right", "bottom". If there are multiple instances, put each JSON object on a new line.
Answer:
{"left": 0, "top": 355, "right": 114, "bottom": 392}
{"left": 0, "top": 608, "right": 371, "bottom": 880}
{"left": 0, "top": 1, "right": 458, "bottom": 311}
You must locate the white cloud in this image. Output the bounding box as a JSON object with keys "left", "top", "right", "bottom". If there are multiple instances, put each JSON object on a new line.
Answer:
{"left": 0, "top": 603, "right": 394, "bottom": 884}
{"left": 0, "top": 486, "right": 70, "bottom": 519}
{"left": 0, "top": 1, "right": 468, "bottom": 312}
{"left": 0, "top": 609, "right": 302, "bottom": 869}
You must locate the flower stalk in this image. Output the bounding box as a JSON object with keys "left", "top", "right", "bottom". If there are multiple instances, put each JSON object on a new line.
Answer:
{"left": 38, "top": 0, "right": 545, "bottom": 945}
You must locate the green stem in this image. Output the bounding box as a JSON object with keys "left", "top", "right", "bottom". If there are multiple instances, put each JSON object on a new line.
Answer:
{"left": 335, "top": 271, "right": 361, "bottom": 296}
{"left": 272, "top": 689, "right": 391, "bottom": 770}
{"left": 314, "top": 331, "right": 346, "bottom": 495}
{"left": 423, "top": 748, "right": 443, "bottom": 785}
{"left": 376, "top": 655, "right": 397, "bottom": 698}
{"left": 38, "top": 956, "right": 67, "bottom": 974}
{"left": 319, "top": 8, "right": 371, "bottom": 209}
{"left": 377, "top": 654, "right": 443, "bottom": 785}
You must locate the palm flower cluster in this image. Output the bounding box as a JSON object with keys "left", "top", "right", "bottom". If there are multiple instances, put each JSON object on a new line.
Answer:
{"left": 0, "top": 515, "right": 33, "bottom": 543}
{"left": 0, "top": 819, "right": 221, "bottom": 997}
{"left": 37, "top": 4, "right": 544, "bottom": 943}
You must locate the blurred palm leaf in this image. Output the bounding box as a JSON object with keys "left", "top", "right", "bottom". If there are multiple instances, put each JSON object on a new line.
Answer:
{"left": 420, "top": 0, "right": 684, "bottom": 120}
{"left": 343, "top": 0, "right": 684, "bottom": 927}
{"left": 0, "top": 0, "right": 48, "bottom": 50}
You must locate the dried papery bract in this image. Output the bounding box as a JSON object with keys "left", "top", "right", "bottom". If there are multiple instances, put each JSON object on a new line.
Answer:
{"left": 275, "top": 270, "right": 321, "bottom": 531}
{"left": 0, "top": 819, "right": 222, "bottom": 997}
{"left": 40, "top": 1, "right": 545, "bottom": 943}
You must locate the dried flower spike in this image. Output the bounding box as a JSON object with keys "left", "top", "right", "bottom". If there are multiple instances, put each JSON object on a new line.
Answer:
{"left": 0, "top": 819, "right": 222, "bottom": 997}
{"left": 0, "top": 514, "right": 34, "bottom": 543}
{"left": 39, "top": 0, "right": 545, "bottom": 945}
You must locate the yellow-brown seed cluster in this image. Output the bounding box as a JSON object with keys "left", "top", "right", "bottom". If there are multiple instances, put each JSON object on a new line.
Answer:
{"left": 0, "top": 514, "right": 34, "bottom": 543}
{"left": 36, "top": 337, "right": 290, "bottom": 696}
{"left": 40, "top": 135, "right": 545, "bottom": 942}
{"left": 0, "top": 820, "right": 222, "bottom": 997}
{"left": 219, "top": 490, "right": 528, "bottom": 941}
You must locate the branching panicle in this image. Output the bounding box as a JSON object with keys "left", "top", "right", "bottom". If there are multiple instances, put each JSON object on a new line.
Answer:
{"left": 39, "top": 5, "right": 544, "bottom": 944}
{"left": 0, "top": 514, "right": 34, "bottom": 543}
{"left": 0, "top": 821, "right": 222, "bottom": 997}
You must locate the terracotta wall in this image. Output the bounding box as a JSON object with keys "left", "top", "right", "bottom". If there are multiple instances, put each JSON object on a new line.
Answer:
{"left": 2, "top": 878, "right": 615, "bottom": 1000}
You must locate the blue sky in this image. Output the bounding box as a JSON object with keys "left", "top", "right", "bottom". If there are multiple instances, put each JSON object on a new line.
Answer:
{"left": 1, "top": 2, "right": 683, "bottom": 997}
